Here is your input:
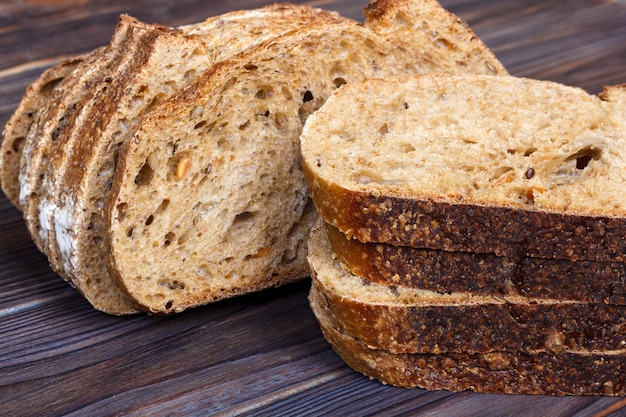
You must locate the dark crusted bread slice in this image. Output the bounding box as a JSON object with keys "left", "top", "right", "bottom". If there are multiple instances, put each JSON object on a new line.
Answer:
{"left": 104, "top": 0, "right": 507, "bottom": 314}
{"left": 307, "top": 222, "right": 626, "bottom": 354}
{"left": 301, "top": 74, "right": 626, "bottom": 262}
{"left": 0, "top": 54, "right": 85, "bottom": 208}
{"left": 311, "top": 293, "right": 626, "bottom": 395}
{"left": 38, "top": 6, "right": 342, "bottom": 315}
{"left": 324, "top": 222, "right": 626, "bottom": 304}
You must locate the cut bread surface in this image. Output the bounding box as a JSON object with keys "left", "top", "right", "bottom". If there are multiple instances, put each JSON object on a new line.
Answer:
{"left": 302, "top": 74, "right": 626, "bottom": 262}
{"left": 3, "top": 0, "right": 506, "bottom": 314}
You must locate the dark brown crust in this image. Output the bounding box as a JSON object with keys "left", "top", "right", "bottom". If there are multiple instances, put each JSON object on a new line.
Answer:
{"left": 304, "top": 168, "right": 626, "bottom": 263}
{"left": 310, "top": 280, "right": 626, "bottom": 354}
{"left": 318, "top": 319, "right": 626, "bottom": 395}
{"left": 324, "top": 222, "right": 626, "bottom": 304}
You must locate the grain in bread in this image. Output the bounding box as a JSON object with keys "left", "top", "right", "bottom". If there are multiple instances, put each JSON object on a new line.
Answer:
{"left": 0, "top": 54, "right": 86, "bottom": 208}
{"left": 308, "top": 222, "right": 626, "bottom": 354}
{"left": 324, "top": 222, "right": 626, "bottom": 304}
{"left": 104, "top": 0, "right": 507, "bottom": 313}
{"left": 312, "top": 294, "right": 626, "bottom": 395}
{"left": 301, "top": 74, "right": 626, "bottom": 262}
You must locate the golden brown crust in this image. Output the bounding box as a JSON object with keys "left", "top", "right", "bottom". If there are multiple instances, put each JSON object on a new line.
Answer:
{"left": 324, "top": 222, "right": 626, "bottom": 304}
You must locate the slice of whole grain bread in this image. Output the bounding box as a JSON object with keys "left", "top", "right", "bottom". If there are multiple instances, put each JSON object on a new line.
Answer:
{"left": 311, "top": 291, "right": 626, "bottom": 395}
{"left": 0, "top": 54, "right": 86, "bottom": 208}
{"left": 301, "top": 73, "right": 626, "bottom": 262}
{"left": 324, "top": 221, "right": 626, "bottom": 304}
{"left": 37, "top": 17, "right": 173, "bottom": 314}
{"left": 105, "top": 0, "right": 507, "bottom": 314}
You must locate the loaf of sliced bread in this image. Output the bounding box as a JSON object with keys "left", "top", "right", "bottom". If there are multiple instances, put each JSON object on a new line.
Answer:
{"left": 0, "top": 54, "right": 86, "bottom": 208}
{"left": 324, "top": 222, "right": 626, "bottom": 304}
{"left": 308, "top": 222, "right": 626, "bottom": 354}
{"left": 311, "top": 294, "right": 626, "bottom": 395}
{"left": 104, "top": 0, "right": 506, "bottom": 313}
{"left": 301, "top": 74, "right": 626, "bottom": 262}
{"left": 32, "top": 6, "right": 343, "bottom": 315}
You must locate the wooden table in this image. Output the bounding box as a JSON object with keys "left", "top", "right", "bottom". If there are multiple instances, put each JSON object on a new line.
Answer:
{"left": 2, "top": 0, "right": 626, "bottom": 415}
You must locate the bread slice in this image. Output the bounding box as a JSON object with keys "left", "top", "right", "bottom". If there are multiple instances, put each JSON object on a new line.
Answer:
{"left": 301, "top": 74, "right": 626, "bottom": 262}
{"left": 324, "top": 222, "right": 626, "bottom": 304}
{"left": 104, "top": 0, "right": 507, "bottom": 314}
{"left": 0, "top": 54, "right": 86, "bottom": 208}
{"left": 307, "top": 221, "right": 626, "bottom": 354}
{"left": 36, "top": 17, "right": 178, "bottom": 314}
{"left": 41, "top": 6, "right": 345, "bottom": 314}
{"left": 311, "top": 294, "right": 626, "bottom": 395}
{"left": 18, "top": 18, "right": 134, "bottom": 255}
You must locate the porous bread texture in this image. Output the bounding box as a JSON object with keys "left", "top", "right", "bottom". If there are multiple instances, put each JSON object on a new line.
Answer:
{"left": 307, "top": 222, "right": 626, "bottom": 354}
{"left": 311, "top": 294, "right": 626, "bottom": 395}
{"left": 105, "top": 0, "right": 506, "bottom": 313}
{"left": 0, "top": 54, "right": 85, "bottom": 208}
{"left": 301, "top": 74, "right": 626, "bottom": 262}
{"left": 38, "top": 6, "right": 340, "bottom": 315}
{"left": 363, "top": 0, "right": 503, "bottom": 75}
{"left": 324, "top": 221, "right": 626, "bottom": 304}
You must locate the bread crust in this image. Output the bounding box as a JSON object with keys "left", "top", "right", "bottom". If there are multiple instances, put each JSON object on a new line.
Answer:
{"left": 0, "top": 54, "right": 85, "bottom": 208}
{"left": 308, "top": 222, "right": 626, "bottom": 354}
{"left": 305, "top": 164, "right": 626, "bottom": 263}
{"left": 312, "top": 281, "right": 626, "bottom": 354}
{"left": 314, "top": 305, "right": 626, "bottom": 395}
{"left": 324, "top": 222, "right": 626, "bottom": 304}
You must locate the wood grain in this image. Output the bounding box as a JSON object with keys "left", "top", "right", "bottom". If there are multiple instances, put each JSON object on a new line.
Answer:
{"left": 1, "top": 0, "right": 626, "bottom": 415}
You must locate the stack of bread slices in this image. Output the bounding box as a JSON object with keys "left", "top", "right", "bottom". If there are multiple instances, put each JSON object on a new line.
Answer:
{"left": 301, "top": 73, "right": 626, "bottom": 395}
{"left": 0, "top": 0, "right": 507, "bottom": 314}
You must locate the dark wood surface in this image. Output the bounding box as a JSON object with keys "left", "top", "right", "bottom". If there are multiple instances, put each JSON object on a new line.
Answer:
{"left": 2, "top": 0, "right": 626, "bottom": 415}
